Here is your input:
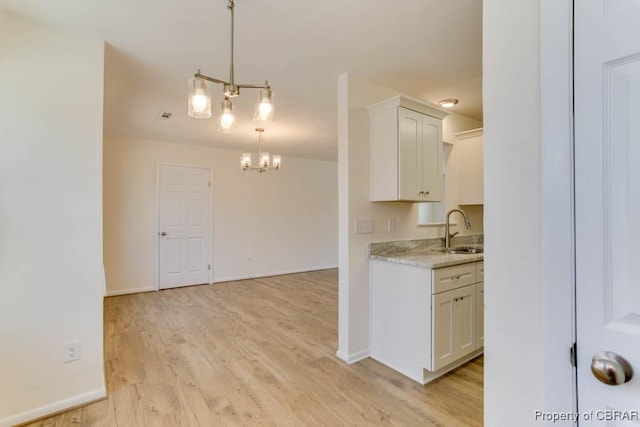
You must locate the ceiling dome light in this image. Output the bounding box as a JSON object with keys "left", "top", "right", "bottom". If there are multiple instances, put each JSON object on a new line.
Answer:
{"left": 438, "top": 98, "right": 459, "bottom": 108}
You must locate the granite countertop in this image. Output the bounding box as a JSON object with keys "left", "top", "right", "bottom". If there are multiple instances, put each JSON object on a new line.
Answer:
{"left": 370, "top": 249, "right": 483, "bottom": 269}
{"left": 368, "top": 235, "right": 484, "bottom": 269}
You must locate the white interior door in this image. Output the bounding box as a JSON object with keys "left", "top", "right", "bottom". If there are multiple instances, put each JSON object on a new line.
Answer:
{"left": 158, "top": 164, "right": 212, "bottom": 289}
{"left": 575, "top": 1, "right": 640, "bottom": 423}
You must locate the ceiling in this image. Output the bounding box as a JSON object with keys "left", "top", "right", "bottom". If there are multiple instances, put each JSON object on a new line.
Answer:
{"left": 1, "top": 0, "right": 482, "bottom": 161}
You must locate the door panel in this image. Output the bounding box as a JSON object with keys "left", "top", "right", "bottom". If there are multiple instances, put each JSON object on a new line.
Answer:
{"left": 166, "top": 191, "right": 181, "bottom": 225}
{"left": 158, "top": 165, "right": 212, "bottom": 289}
{"left": 455, "top": 285, "right": 475, "bottom": 358}
{"left": 421, "top": 115, "right": 442, "bottom": 202}
{"left": 575, "top": 1, "right": 640, "bottom": 419}
{"left": 188, "top": 193, "right": 203, "bottom": 226}
{"left": 165, "top": 238, "right": 181, "bottom": 273}
{"left": 432, "top": 291, "right": 455, "bottom": 371}
{"left": 187, "top": 238, "right": 203, "bottom": 272}
{"left": 398, "top": 107, "right": 422, "bottom": 200}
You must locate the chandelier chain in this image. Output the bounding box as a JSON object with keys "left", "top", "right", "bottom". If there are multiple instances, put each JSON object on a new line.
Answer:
{"left": 228, "top": 0, "right": 235, "bottom": 86}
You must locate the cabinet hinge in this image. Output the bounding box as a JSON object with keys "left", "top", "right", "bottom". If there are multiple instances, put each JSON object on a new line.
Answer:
{"left": 570, "top": 342, "right": 577, "bottom": 367}
{"left": 208, "top": 264, "right": 211, "bottom": 271}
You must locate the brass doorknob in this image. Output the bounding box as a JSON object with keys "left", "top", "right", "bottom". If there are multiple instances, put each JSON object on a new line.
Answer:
{"left": 591, "top": 351, "right": 633, "bottom": 386}
{"left": 159, "top": 232, "right": 167, "bottom": 236}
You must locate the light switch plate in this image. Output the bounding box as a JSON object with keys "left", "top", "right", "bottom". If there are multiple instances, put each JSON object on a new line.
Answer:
{"left": 355, "top": 218, "right": 375, "bottom": 234}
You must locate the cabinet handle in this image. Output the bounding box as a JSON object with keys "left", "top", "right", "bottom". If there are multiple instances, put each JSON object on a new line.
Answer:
{"left": 454, "top": 297, "right": 459, "bottom": 302}
{"left": 460, "top": 296, "right": 464, "bottom": 301}
{"left": 425, "top": 191, "right": 430, "bottom": 195}
{"left": 451, "top": 275, "right": 461, "bottom": 280}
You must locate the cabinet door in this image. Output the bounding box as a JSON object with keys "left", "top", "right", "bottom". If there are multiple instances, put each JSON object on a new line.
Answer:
{"left": 432, "top": 284, "right": 477, "bottom": 371}
{"left": 457, "top": 131, "right": 483, "bottom": 205}
{"left": 398, "top": 107, "right": 423, "bottom": 200}
{"left": 432, "top": 289, "right": 457, "bottom": 371}
{"left": 421, "top": 114, "right": 443, "bottom": 202}
{"left": 476, "top": 282, "right": 484, "bottom": 349}
{"left": 370, "top": 97, "right": 446, "bottom": 202}
{"left": 455, "top": 284, "right": 476, "bottom": 358}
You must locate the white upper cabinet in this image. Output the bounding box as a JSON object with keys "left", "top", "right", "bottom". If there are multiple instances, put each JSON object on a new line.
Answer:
{"left": 455, "top": 128, "right": 483, "bottom": 205}
{"left": 369, "top": 96, "right": 448, "bottom": 202}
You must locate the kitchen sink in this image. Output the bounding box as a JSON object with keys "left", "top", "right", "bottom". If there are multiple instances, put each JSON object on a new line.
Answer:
{"left": 432, "top": 246, "right": 484, "bottom": 254}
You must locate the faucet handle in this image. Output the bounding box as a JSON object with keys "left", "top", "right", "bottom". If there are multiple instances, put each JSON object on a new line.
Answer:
{"left": 449, "top": 231, "right": 459, "bottom": 239}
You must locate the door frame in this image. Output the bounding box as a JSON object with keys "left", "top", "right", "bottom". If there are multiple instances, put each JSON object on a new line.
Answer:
{"left": 155, "top": 162, "right": 214, "bottom": 290}
{"left": 540, "top": 0, "right": 577, "bottom": 417}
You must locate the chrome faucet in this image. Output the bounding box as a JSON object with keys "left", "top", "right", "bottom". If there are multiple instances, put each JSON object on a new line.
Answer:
{"left": 445, "top": 209, "right": 471, "bottom": 251}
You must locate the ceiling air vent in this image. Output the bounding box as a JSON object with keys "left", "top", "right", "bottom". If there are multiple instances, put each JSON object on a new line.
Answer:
{"left": 157, "top": 112, "right": 172, "bottom": 119}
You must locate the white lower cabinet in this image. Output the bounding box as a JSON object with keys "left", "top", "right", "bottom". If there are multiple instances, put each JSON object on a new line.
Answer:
{"left": 370, "top": 259, "right": 484, "bottom": 384}
{"left": 431, "top": 283, "right": 477, "bottom": 371}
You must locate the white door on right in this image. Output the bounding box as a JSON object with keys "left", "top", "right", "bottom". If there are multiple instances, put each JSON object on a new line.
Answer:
{"left": 575, "top": 1, "right": 640, "bottom": 423}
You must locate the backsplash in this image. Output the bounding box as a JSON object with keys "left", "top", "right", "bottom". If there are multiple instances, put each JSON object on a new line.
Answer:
{"left": 368, "top": 234, "right": 484, "bottom": 256}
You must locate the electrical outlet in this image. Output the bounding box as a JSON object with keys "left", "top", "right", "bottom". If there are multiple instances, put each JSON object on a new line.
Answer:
{"left": 387, "top": 218, "right": 397, "bottom": 232}
{"left": 64, "top": 340, "right": 81, "bottom": 363}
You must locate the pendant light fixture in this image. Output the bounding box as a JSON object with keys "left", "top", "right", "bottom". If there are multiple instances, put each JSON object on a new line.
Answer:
{"left": 188, "top": 0, "right": 274, "bottom": 132}
{"left": 241, "top": 128, "right": 281, "bottom": 173}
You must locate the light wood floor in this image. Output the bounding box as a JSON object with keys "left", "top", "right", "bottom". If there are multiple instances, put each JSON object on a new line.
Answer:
{"left": 27, "top": 269, "right": 483, "bottom": 426}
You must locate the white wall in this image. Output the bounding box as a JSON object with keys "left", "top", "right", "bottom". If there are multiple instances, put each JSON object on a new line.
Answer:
{"left": 0, "top": 11, "right": 106, "bottom": 426}
{"left": 483, "top": 0, "right": 572, "bottom": 426}
{"left": 336, "top": 74, "right": 482, "bottom": 362}
{"left": 103, "top": 135, "right": 338, "bottom": 294}
{"left": 483, "top": 1, "right": 575, "bottom": 424}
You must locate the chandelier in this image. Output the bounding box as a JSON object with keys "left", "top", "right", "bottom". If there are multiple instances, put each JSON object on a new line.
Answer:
{"left": 241, "top": 128, "right": 281, "bottom": 173}
{"left": 188, "top": 0, "right": 274, "bottom": 133}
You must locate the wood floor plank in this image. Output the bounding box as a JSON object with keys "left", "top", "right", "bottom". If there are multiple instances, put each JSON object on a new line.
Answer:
{"left": 24, "top": 269, "right": 483, "bottom": 426}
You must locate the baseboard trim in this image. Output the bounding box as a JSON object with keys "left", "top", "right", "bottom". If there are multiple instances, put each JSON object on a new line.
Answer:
{"left": 105, "top": 266, "right": 339, "bottom": 296}
{"left": 3, "top": 387, "right": 106, "bottom": 427}
{"left": 336, "top": 348, "right": 370, "bottom": 365}
{"left": 105, "top": 286, "right": 156, "bottom": 297}
{"left": 213, "top": 265, "right": 339, "bottom": 284}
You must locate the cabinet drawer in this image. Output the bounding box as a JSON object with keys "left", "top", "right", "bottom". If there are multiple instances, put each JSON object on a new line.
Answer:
{"left": 432, "top": 263, "right": 476, "bottom": 294}
{"left": 476, "top": 262, "right": 484, "bottom": 282}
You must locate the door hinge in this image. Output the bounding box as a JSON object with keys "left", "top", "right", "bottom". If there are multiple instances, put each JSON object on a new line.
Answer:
{"left": 570, "top": 342, "right": 577, "bottom": 367}
{"left": 208, "top": 264, "right": 211, "bottom": 271}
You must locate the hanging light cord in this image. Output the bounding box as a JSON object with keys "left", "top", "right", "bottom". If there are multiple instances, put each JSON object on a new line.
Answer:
{"left": 194, "top": 0, "right": 269, "bottom": 91}
{"left": 228, "top": 0, "right": 235, "bottom": 87}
